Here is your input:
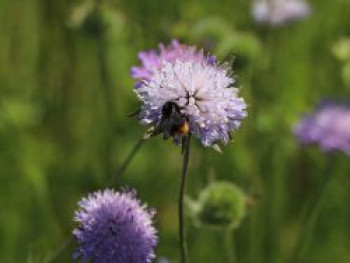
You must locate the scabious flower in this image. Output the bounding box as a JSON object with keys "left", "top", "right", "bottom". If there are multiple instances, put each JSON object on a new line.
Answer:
{"left": 132, "top": 40, "right": 247, "bottom": 147}
{"left": 252, "top": 0, "right": 311, "bottom": 26}
{"left": 294, "top": 101, "right": 350, "bottom": 155}
{"left": 73, "top": 189, "right": 157, "bottom": 263}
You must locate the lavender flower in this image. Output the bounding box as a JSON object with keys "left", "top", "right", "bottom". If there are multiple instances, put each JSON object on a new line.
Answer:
{"left": 73, "top": 189, "right": 157, "bottom": 263}
{"left": 132, "top": 41, "right": 247, "bottom": 147}
{"left": 294, "top": 101, "right": 350, "bottom": 155}
{"left": 131, "top": 40, "right": 215, "bottom": 82}
{"left": 252, "top": 0, "right": 311, "bottom": 26}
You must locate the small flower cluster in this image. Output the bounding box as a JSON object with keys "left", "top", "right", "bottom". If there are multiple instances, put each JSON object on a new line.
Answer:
{"left": 132, "top": 40, "right": 247, "bottom": 147}
{"left": 73, "top": 189, "right": 157, "bottom": 263}
{"left": 252, "top": 0, "right": 311, "bottom": 26}
{"left": 294, "top": 101, "right": 350, "bottom": 155}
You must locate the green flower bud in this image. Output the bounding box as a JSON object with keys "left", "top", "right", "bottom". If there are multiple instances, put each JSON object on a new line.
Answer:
{"left": 68, "top": 2, "right": 111, "bottom": 36}
{"left": 332, "top": 38, "right": 350, "bottom": 62}
{"left": 194, "top": 182, "right": 246, "bottom": 230}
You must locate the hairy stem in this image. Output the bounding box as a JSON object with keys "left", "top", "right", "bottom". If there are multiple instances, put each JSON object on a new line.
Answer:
{"left": 108, "top": 137, "right": 145, "bottom": 186}
{"left": 179, "top": 135, "right": 191, "bottom": 263}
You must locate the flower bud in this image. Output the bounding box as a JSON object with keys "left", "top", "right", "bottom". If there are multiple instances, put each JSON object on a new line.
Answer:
{"left": 194, "top": 182, "right": 246, "bottom": 230}
{"left": 332, "top": 38, "right": 350, "bottom": 62}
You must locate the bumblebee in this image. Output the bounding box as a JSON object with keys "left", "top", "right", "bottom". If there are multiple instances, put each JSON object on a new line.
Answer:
{"left": 155, "top": 101, "right": 190, "bottom": 140}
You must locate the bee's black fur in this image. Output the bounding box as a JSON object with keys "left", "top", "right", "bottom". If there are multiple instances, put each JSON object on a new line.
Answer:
{"left": 158, "top": 101, "right": 187, "bottom": 140}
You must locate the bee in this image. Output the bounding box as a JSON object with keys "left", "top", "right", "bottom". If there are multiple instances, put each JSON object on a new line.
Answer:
{"left": 153, "top": 101, "right": 190, "bottom": 141}
{"left": 130, "top": 101, "right": 190, "bottom": 144}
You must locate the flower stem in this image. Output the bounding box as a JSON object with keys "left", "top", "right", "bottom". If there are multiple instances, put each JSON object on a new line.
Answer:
{"left": 224, "top": 230, "right": 236, "bottom": 263}
{"left": 290, "top": 155, "right": 335, "bottom": 263}
{"left": 108, "top": 137, "right": 145, "bottom": 186}
{"left": 179, "top": 134, "right": 191, "bottom": 263}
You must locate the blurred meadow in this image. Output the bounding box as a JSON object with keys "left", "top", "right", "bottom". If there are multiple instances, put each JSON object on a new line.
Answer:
{"left": 1, "top": 0, "right": 350, "bottom": 262}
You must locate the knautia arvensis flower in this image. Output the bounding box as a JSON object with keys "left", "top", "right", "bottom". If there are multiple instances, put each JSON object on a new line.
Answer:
{"left": 73, "top": 188, "right": 157, "bottom": 263}
{"left": 294, "top": 101, "right": 350, "bottom": 155}
{"left": 252, "top": 0, "right": 311, "bottom": 26}
{"left": 132, "top": 40, "right": 247, "bottom": 147}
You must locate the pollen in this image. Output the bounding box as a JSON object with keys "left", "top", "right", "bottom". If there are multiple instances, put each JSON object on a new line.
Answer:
{"left": 178, "top": 122, "right": 190, "bottom": 135}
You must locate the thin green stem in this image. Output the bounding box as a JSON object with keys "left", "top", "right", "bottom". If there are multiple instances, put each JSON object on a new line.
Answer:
{"left": 290, "top": 155, "right": 335, "bottom": 263}
{"left": 179, "top": 134, "right": 191, "bottom": 263}
{"left": 108, "top": 137, "right": 145, "bottom": 186}
{"left": 224, "top": 230, "right": 236, "bottom": 263}
{"left": 97, "top": 17, "right": 115, "bottom": 179}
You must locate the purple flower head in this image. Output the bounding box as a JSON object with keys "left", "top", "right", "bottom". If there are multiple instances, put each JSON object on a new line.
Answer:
{"left": 73, "top": 189, "right": 157, "bottom": 263}
{"left": 252, "top": 0, "right": 311, "bottom": 26}
{"left": 131, "top": 39, "right": 216, "bottom": 83}
{"left": 132, "top": 40, "right": 247, "bottom": 147}
{"left": 294, "top": 101, "right": 350, "bottom": 155}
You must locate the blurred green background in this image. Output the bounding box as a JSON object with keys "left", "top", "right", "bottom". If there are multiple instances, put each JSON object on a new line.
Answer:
{"left": 1, "top": 0, "right": 350, "bottom": 262}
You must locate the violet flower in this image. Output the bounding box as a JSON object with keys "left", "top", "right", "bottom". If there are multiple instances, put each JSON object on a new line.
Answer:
{"left": 294, "top": 101, "right": 350, "bottom": 155}
{"left": 73, "top": 189, "right": 157, "bottom": 263}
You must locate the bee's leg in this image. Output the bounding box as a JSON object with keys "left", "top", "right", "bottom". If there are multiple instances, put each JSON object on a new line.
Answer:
{"left": 143, "top": 123, "right": 162, "bottom": 140}
{"left": 151, "top": 127, "right": 161, "bottom": 136}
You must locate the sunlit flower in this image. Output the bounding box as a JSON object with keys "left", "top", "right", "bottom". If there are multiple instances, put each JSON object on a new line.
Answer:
{"left": 132, "top": 41, "right": 247, "bottom": 147}
{"left": 252, "top": 0, "right": 311, "bottom": 26}
{"left": 294, "top": 101, "right": 350, "bottom": 155}
{"left": 73, "top": 189, "right": 157, "bottom": 263}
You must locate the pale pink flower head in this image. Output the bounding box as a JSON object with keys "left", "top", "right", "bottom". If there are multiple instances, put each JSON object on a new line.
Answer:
{"left": 252, "top": 0, "right": 311, "bottom": 26}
